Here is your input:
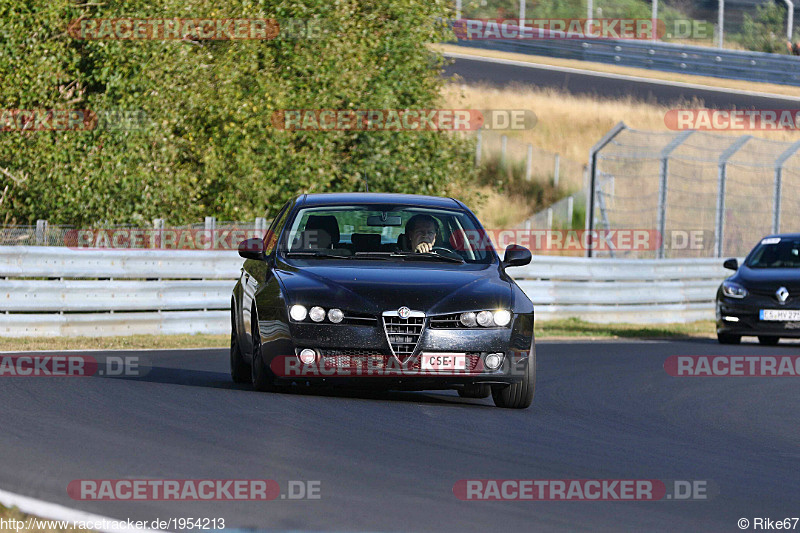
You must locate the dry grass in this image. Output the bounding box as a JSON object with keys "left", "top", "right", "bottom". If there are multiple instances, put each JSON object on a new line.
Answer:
{"left": 441, "top": 82, "right": 800, "bottom": 166}
{"left": 435, "top": 43, "right": 800, "bottom": 98}
{"left": 470, "top": 185, "right": 534, "bottom": 227}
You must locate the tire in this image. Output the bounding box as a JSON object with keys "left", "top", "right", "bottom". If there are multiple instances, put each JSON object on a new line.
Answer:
{"left": 492, "top": 347, "right": 536, "bottom": 409}
{"left": 458, "top": 383, "right": 491, "bottom": 399}
{"left": 717, "top": 332, "right": 741, "bottom": 344}
{"left": 230, "top": 306, "right": 251, "bottom": 384}
{"left": 250, "top": 307, "right": 277, "bottom": 392}
{"left": 758, "top": 336, "right": 780, "bottom": 346}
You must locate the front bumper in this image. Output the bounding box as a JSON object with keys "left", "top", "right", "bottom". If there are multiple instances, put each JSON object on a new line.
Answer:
{"left": 716, "top": 297, "right": 800, "bottom": 337}
{"left": 263, "top": 313, "right": 534, "bottom": 388}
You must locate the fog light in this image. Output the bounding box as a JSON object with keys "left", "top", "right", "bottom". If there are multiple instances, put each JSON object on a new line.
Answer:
{"left": 309, "top": 306, "right": 326, "bottom": 322}
{"left": 290, "top": 304, "right": 307, "bottom": 321}
{"left": 460, "top": 312, "right": 477, "bottom": 327}
{"left": 493, "top": 310, "right": 511, "bottom": 327}
{"left": 299, "top": 349, "right": 317, "bottom": 364}
{"left": 484, "top": 352, "right": 504, "bottom": 370}
{"left": 476, "top": 311, "right": 494, "bottom": 327}
{"left": 723, "top": 316, "right": 740, "bottom": 322}
{"left": 328, "top": 308, "right": 344, "bottom": 323}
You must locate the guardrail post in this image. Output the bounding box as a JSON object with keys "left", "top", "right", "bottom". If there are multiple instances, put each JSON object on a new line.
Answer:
{"left": 35, "top": 219, "right": 48, "bottom": 246}
{"left": 772, "top": 140, "right": 800, "bottom": 234}
{"left": 587, "top": 121, "right": 626, "bottom": 257}
{"left": 567, "top": 196, "right": 574, "bottom": 229}
{"left": 553, "top": 154, "right": 560, "bottom": 187}
{"left": 455, "top": 0, "right": 461, "bottom": 19}
{"left": 525, "top": 144, "right": 533, "bottom": 181}
{"left": 153, "top": 218, "right": 165, "bottom": 249}
{"left": 715, "top": 136, "right": 751, "bottom": 257}
{"left": 656, "top": 131, "right": 694, "bottom": 259}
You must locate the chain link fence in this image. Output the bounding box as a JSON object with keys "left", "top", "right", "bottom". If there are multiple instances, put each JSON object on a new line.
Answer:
{"left": 0, "top": 218, "right": 268, "bottom": 248}
{"left": 589, "top": 122, "right": 800, "bottom": 259}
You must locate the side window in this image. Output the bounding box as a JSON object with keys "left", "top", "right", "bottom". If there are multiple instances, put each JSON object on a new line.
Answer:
{"left": 263, "top": 201, "right": 292, "bottom": 255}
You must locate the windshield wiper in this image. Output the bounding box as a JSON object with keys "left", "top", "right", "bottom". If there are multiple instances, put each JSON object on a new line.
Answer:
{"left": 285, "top": 251, "right": 350, "bottom": 259}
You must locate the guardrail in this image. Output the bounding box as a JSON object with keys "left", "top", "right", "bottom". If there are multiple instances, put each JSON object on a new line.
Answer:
{"left": 453, "top": 32, "right": 800, "bottom": 86}
{"left": 0, "top": 247, "right": 732, "bottom": 336}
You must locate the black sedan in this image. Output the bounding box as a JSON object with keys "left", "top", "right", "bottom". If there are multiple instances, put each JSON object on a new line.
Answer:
{"left": 230, "top": 193, "right": 536, "bottom": 408}
{"left": 716, "top": 234, "right": 800, "bottom": 345}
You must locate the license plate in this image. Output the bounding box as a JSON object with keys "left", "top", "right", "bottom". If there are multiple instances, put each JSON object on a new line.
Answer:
{"left": 760, "top": 309, "right": 800, "bottom": 321}
{"left": 420, "top": 352, "right": 467, "bottom": 371}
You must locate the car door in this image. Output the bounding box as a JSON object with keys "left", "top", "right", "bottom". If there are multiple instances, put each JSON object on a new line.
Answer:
{"left": 240, "top": 200, "right": 293, "bottom": 358}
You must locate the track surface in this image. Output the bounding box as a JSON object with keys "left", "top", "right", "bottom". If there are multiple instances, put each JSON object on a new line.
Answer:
{"left": 1, "top": 340, "right": 799, "bottom": 532}
{"left": 446, "top": 53, "right": 800, "bottom": 109}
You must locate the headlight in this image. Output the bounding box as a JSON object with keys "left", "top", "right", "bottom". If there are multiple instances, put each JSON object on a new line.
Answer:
{"left": 476, "top": 311, "right": 494, "bottom": 327}
{"left": 309, "top": 306, "right": 326, "bottom": 322}
{"left": 460, "top": 312, "right": 477, "bottom": 327}
{"left": 722, "top": 281, "right": 748, "bottom": 299}
{"left": 493, "top": 310, "right": 511, "bottom": 327}
{"left": 328, "top": 308, "right": 344, "bottom": 323}
{"left": 290, "top": 304, "right": 307, "bottom": 321}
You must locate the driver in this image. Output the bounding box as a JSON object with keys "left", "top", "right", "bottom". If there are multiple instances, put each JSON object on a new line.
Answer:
{"left": 405, "top": 214, "right": 439, "bottom": 254}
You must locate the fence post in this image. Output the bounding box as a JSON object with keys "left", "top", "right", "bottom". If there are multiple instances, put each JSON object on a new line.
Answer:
{"left": 255, "top": 217, "right": 267, "bottom": 235}
{"left": 456, "top": 0, "right": 462, "bottom": 19}
{"left": 501, "top": 135, "right": 507, "bottom": 167}
{"left": 525, "top": 144, "right": 533, "bottom": 181}
{"left": 153, "top": 218, "right": 165, "bottom": 249}
{"left": 205, "top": 216, "right": 216, "bottom": 235}
{"left": 475, "top": 129, "right": 482, "bottom": 167}
{"left": 35, "top": 219, "right": 48, "bottom": 246}
{"left": 715, "top": 136, "right": 751, "bottom": 257}
{"left": 773, "top": 140, "right": 800, "bottom": 234}
{"left": 553, "top": 154, "right": 560, "bottom": 187}
{"left": 587, "top": 122, "right": 626, "bottom": 258}
{"left": 656, "top": 130, "right": 694, "bottom": 259}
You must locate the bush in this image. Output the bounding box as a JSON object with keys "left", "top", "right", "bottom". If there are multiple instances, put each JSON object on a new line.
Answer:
{"left": 0, "top": 0, "right": 477, "bottom": 225}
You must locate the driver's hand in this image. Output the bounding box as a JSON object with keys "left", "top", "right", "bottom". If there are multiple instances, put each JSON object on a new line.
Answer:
{"left": 415, "top": 242, "right": 433, "bottom": 254}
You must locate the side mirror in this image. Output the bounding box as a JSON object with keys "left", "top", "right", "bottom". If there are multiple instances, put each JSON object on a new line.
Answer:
{"left": 502, "top": 244, "right": 532, "bottom": 268}
{"left": 723, "top": 258, "right": 738, "bottom": 271}
{"left": 238, "top": 238, "right": 265, "bottom": 260}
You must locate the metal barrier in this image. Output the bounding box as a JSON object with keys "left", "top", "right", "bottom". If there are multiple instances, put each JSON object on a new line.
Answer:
{"left": 0, "top": 247, "right": 732, "bottom": 336}
{"left": 453, "top": 31, "right": 800, "bottom": 86}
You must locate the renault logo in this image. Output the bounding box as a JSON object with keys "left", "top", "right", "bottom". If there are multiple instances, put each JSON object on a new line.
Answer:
{"left": 776, "top": 287, "right": 790, "bottom": 304}
{"left": 397, "top": 306, "right": 411, "bottom": 319}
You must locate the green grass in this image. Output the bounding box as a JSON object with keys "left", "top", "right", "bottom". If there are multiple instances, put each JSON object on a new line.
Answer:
{"left": 0, "top": 320, "right": 716, "bottom": 352}
{"left": 0, "top": 334, "right": 229, "bottom": 352}
{"left": 536, "top": 318, "right": 716, "bottom": 339}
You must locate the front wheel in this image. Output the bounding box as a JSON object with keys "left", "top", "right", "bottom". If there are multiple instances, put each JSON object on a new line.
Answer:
{"left": 230, "top": 307, "right": 251, "bottom": 384}
{"left": 251, "top": 308, "right": 277, "bottom": 392}
{"left": 492, "top": 348, "right": 535, "bottom": 409}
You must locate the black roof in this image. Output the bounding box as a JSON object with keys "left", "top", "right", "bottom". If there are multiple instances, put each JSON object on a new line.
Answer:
{"left": 298, "top": 193, "right": 461, "bottom": 209}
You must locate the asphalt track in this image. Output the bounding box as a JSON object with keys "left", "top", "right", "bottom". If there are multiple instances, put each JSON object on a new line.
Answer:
{"left": 445, "top": 52, "right": 800, "bottom": 109}
{"left": 1, "top": 339, "right": 799, "bottom": 532}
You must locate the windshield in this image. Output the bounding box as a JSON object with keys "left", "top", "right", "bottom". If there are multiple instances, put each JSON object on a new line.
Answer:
{"left": 746, "top": 238, "right": 800, "bottom": 268}
{"left": 280, "top": 204, "right": 494, "bottom": 264}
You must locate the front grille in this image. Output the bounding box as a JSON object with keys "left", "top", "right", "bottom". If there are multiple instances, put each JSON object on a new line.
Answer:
{"left": 429, "top": 313, "right": 462, "bottom": 328}
{"left": 749, "top": 287, "right": 800, "bottom": 304}
{"left": 383, "top": 314, "right": 425, "bottom": 362}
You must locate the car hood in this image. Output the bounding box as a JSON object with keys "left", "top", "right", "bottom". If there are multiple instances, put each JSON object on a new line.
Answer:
{"left": 734, "top": 266, "right": 800, "bottom": 289}
{"left": 275, "top": 260, "right": 513, "bottom": 314}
